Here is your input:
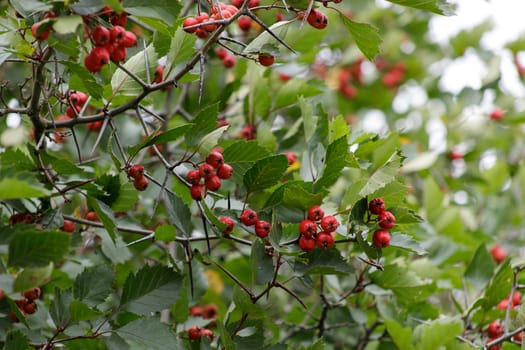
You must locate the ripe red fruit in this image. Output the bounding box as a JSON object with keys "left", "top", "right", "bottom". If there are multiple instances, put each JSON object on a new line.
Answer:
{"left": 188, "top": 326, "right": 202, "bottom": 340}
{"left": 109, "top": 45, "right": 127, "bottom": 63}
{"left": 285, "top": 151, "right": 297, "bottom": 165}
{"left": 186, "top": 169, "right": 201, "bottom": 185}
{"left": 90, "top": 47, "right": 110, "bottom": 66}
{"left": 189, "top": 305, "right": 203, "bottom": 316}
{"left": 512, "top": 291, "right": 522, "bottom": 306}
{"left": 205, "top": 151, "right": 225, "bottom": 168}
{"left": 84, "top": 54, "right": 102, "bottom": 73}
{"left": 299, "top": 220, "right": 317, "bottom": 238}
{"left": 32, "top": 22, "right": 51, "bottom": 40}
{"left": 316, "top": 232, "right": 335, "bottom": 249}
{"left": 133, "top": 176, "right": 149, "bottom": 191}
{"left": 255, "top": 220, "right": 271, "bottom": 238}
{"left": 92, "top": 25, "right": 110, "bottom": 46}
{"left": 216, "top": 164, "right": 233, "bottom": 179}
{"left": 215, "top": 47, "right": 228, "bottom": 60}
{"left": 486, "top": 338, "right": 501, "bottom": 350}
{"left": 110, "top": 12, "right": 128, "bottom": 26}
{"left": 23, "top": 287, "right": 41, "bottom": 301}
{"left": 240, "top": 209, "right": 258, "bottom": 226}
{"left": 87, "top": 120, "right": 103, "bottom": 132}
{"left": 110, "top": 25, "right": 126, "bottom": 44}
{"left": 490, "top": 108, "right": 504, "bottom": 121}
{"left": 514, "top": 332, "right": 523, "bottom": 343}
{"left": 373, "top": 230, "right": 391, "bottom": 248}
{"left": 183, "top": 17, "right": 199, "bottom": 33}
{"left": 190, "top": 184, "right": 206, "bottom": 201}
{"left": 240, "top": 124, "right": 256, "bottom": 140}
{"left": 66, "top": 105, "right": 81, "bottom": 118}
{"left": 23, "top": 301, "right": 37, "bottom": 315}
{"left": 128, "top": 164, "right": 145, "bottom": 180}
{"left": 196, "top": 13, "right": 210, "bottom": 23}
{"left": 69, "top": 91, "right": 88, "bottom": 106}
{"left": 201, "top": 328, "right": 215, "bottom": 341}
{"left": 258, "top": 54, "right": 275, "bottom": 67}
{"left": 369, "top": 198, "right": 386, "bottom": 215}
{"left": 121, "top": 31, "right": 137, "bottom": 48}
{"left": 62, "top": 220, "right": 75, "bottom": 233}
{"left": 307, "top": 9, "right": 328, "bottom": 30}
{"left": 490, "top": 244, "right": 507, "bottom": 264}
{"left": 196, "top": 28, "right": 209, "bottom": 39}
{"left": 488, "top": 321, "right": 503, "bottom": 338}
{"left": 378, "top": 211, "right": 396, "bottom": 229}
{"left": 202, "top": 304, "right": 218, "bottom": 319}
{"left": 199, "top": 163, "right": 215, "bottom": 179}
{"left": 238, "top": 16, "right": 252, "bottom": 31}
{"left": 222, "top": 55, "right": 236, "bottom": 68}
{"left": 219, "top": 216, "right": 234, "bottom": 235}
{"left": 497, "top": 299, "right": 508, "bottom": 310}
{"left": 154, "top": 65, "right": 164, "bottom": 84}
{"left": 299, "top": 236, "right": 316, "bottom": 252}
{"left": 9, "top": 311, "right": 19, "bottom": 323}
{"left": 308, "top": 205, "right": 325, "bottom": 221}
{"left": 204, "top": 174, "right": 222, "bottom": 191}
{"left": 320, "top": 215, "right": 338, "bottom": 232}
{"left": 84, "top": 211, "right": 99, "bottom": 222}
{"left": 449, "top": 150, "right": 463, "bottom": 160}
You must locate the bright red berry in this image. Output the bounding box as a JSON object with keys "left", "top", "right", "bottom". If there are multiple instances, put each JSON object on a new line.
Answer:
{"left": 285, "top": 151, "right": 296, "bottom": 165}
{"left": 490, "top": 244, "right": 507, "bottom": 264}
{"left": 240, "top": 209, "right": 258, "bottom": 226}
{"left": 110, "top": 12, "right": 128, "bottom": 26}
{"left": 128, "top": 164, "right": 145, "bottom": 180}
{"left": 187, "top": 169, "right": 201, "bottom": 185}
{"left": 84, "top": 54, "right": 102, "bottom": 73}
{"left": 512, "top": 291, "right": 522, "bottom": 306}
{"left": 85, "top": 211, "right": 99, "bottom": 222}
{"left": 490, "top": 108, "right": 504, "bottom": 121}
{"left": 258, "top": 54, "right": 275, "bottom": 67}
{"left": 69, "top": 91, "right": 88, "bottom": 106}
{"left": 204, "top": 174, "right": 222, "bottom": 191}
{"left": 497, "top": 299, "right": 508, "bottom": 310}
{"left": 188, "top": 326, "right": 202, "bottom": 340}
{"left": 199, "top": 163, "right": 215, "bottom": 179}
{"left": 190, "top": 184, "right": 206, "bottom": 201}
{"left": 87, "top": 120, "right": 103, "bottom": 132}
{"left": 215, "top": 47, "right": 228, "bottom": 59}
{"left": 238, "top": 16, "right": 252, "bottom": 31}
{"left": 299, "top": 236, "right": 316, "bottom": 252}
{"left": 219, "top": 216, "right": 234, "bottom": 235}
{"left": 488, "top": 321, "right": 503, "bottom": 338}
{"left": 299, "top": 220, "right": 317, "bottom": 238}
{"left": 133, "top": 176, "right": 149, "bottom": 191}
{"left": 92, "top": 25, "right": 110, "bottom": 46}
{"left": 307, "top": 9, "right": 328, "bottom": 30}
{"left": 486, "top": 338, "right": 501, "bottom": 350}
{"left": 121, "top": 30, "right": 137, "bottom": 48}
{"left": 378, "top": 211, "right": 396, "bottom": 229}
{"left": 66, "top": 105, "right": 81, "bottom": 118}
{"left": 255, "top": 220, "right": 271, "bottom": 238}
{"left": 216, "top": 164, "right": 233, "bottom": 179}
{"left": 109, "top": 45, "right": 127, "bottom": 63}
{"left": 320, "top": 215, "right": 338, "bottom": 232}
{"left": 62, "top": 220, "right": 75, "bottom": 233}
{"left": 90, "top": 46, "right": 110, "bottom": 66}
{"left": 316, "top": 231, "right": 334, "bottom": 249}
{"left": 32, "top": 22, "right": 51, "bottom": 40}
{"left": 372, "top": 230, "right": 391, "bottom": 248}
{"left": 110, "top": 25, "right": 126, "bottom": 45}
{"left": 23, "top": 287, "right": 41, "bottom": 301}
{"left": 308, "top": 205, "right": 325, "bottom": 221}
{"left": 202, "top": 304, "right": 218, "bottom": 319}
{"left": 201, "top": 328, "right": 215, "bottom": 341}
{"left": 183, "top": 17, "right": 199, "bottom": 33}
{"left": 223, "top": 55, "right": 236, "bottom": 68}
{"left": 369, "top": 198, "right": 386, "bottom": 215}
{"left": 205, "top": 151, "right": 224, "bottom": 168}
{"left": 514, "top": 332, "right": 523, "bottom": 343}
{"left": 189, "top": 305, "right": 203, "bottom": 316}
{"left": 23, "top": 301, "right": 37, "bottom": 315}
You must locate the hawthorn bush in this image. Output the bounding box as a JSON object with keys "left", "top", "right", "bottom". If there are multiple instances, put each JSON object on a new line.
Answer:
{"left": 1, "top": 0, "right": 525, "bottom": 349}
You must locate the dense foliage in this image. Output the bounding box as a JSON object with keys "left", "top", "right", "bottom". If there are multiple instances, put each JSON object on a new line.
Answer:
{"left": 1, "top": 0, "right": 525, "bottom": 349}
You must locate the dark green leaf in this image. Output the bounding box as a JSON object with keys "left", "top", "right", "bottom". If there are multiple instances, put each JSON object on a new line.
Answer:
{"left": 389, "top": 233, "right": 427, "bottom": 255}
{"left": 70, "top": 0, "right": 104, "bottom": 15}
{"left": 155, "top": 224, "right": 177, "bottom": 242}
{"left": 243, "top": 155, "right": 289, "bottom": 193}
{"left": 339, "top": 15, "right": 382, "bottom": 60}
{"left": 74, "top": 265, "right": 115, "bottom": 307}
{"left": 116, "top": 316, "right": 182, "bottom": 350}
{"left": 233, "top": 285, "right": 265, "bottom": 317}
{"left": 0, "top": 177, "right": 50, "bottom": 199}
{"left": 251, "top": 239, "right": 274, "bottom": 285}
{"left": 222, "top": 140, "right": 271, "bottom": 184}
{"left": 87, "top": 197, "right": 118, "bottom": 242}
{"left": 314, "top": 136, "right": 349, "bottom": 192}
{"left": 50, "top": 288, "right": 73, "bottom": 328}
{"left": 165, "top": 191, "right": 192, "bottom": 235}
{"left": 386, "top": 0, "right": 455, "bottom": 15}
{"left": 356, "top": 231, "right": 380, "bottom": 261}
{"left": 8, "top": 229, "right": 71, "bottom": 267}
{"left": 120, "top": 265, "right": 183, "bottom": 315}
{"left": 13, "top": 263, "right": 54, "bottom": 292}
{"left": 464, "top": 245, "right": 496, "bottom": 289}
{"left": 111, "top": 45, "right": 158, "bottom": 97}
{"left": 111, "top": 183, "right": 140, "bottom": 213}
{"left": 124, "top": 0, "right": 182, "bottom": 25}
{"left": 69, "top": 300, "right": 104, "bottom": 321}
{"left": 9, "top": 0, "right": 51, "bottom": 17}
{"left": 185, "top": 104, "right": 220, "bottom": 148}
{"left": 358, "top": 154, "right": 403, "bottom": 197}
{"left": 295, "top": 249, "right": 354, "bottom": 276}
{"left": 3, "top": 330, "right": 31, "bottom": 350}
{"left": 384, "top": 319, "right": 415, "bottom": 350}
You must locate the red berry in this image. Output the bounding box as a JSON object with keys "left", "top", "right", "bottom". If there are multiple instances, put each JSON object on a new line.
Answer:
{"left": 369, "top": 198, "right": 386, "bottom": 215}
{"left": 222, "top": 55, "right": 236, "bottom": 68}
{"left": 488, "top": 321, "right": 503, "bottom": 338}
{"left": 205, "top": 151, "right": 225, "bottom": 168}
{"left": 285, "top": 151, "right": 296, "bottom": 165}
{"left": 372, "top": 230, "right": 391, "bottom": 248}
{"left": 320, "top": 215, "right": 338, "bottom": 232}
{"left": 66, "top": 105, "right": 81, "bottom": 118}
{"left": 215, "top": 47, "right": 228, "bottom": 60}
{"left": 490, "top": 244, "right": 507, "bottom": 264}
{"left": 514, "top": 332, "right": 523, "bottom": 343}
{"left": 87, "top": 120, "right": 103, "bottom": 132}
{"left": 299, "top": 236, "right": 316, "bottom": 252}
{"left": 154, "top": 65, "right": 164, "bottom": 84}
{"left": 308, "top": 205, "right": 325, "bottom": 221}
{"left": 307, "top": 9, "right": 328, "bottom": 30}
{"left": 109, "top": 45, "right": 127, "bottom": 63}
{"left": 110, "top": 12, "right": 128, "bottom": 26}
{"left": 190, "top": 184, "right": 206, "bottom": 201}
{"left": 299, "top": 220, "right": 317, "bottom": 238}
{"left": 497, "top": 299, "right": 508, "bottom": 310}
{"left": 219, "top": 216, "right": 234, "bottom": 235}
{"left": 378, "top": 211, "right": 396, "bottom": 229}
{"left": 183, "top": 17, "right": 199, "bottom": 33}
{"left": 202, "top": 304, "right": 218, "bottom": 319}
{"left": 201, "top": 328, "right": 215, "bottom": 341}
{"left": 316, "top": 231, "right": 334, "bottom": 250}
{"left": 121, "top": 30, "right": 137, "bottom": 48}
{"left": 188, "top": 326, "right": 202, "bottom": 340}
{"left": 187, "top": 169, "right": 201, "bottom": 185}
{"left": 23, "top": 287, "right": 41, "bottom": 301}
{"left": 258, "top": 54, "right": 275, "bottom": 67}
{"left": 205, "top": 174, "right": 222, "bottom": 191}
{"left": 196, "top": 13, "right": 210, "bottom": 23}
{"left": 133, "top": 176, "right": 149, "bottom": 191}
{"left": 92, "top": 25, "right": 110, "bottom": 46}
{"left": 23, "top": 301, "right": 37, "bottom": 315}
{"left": 238, "top": 16, "right": 252, "bottom": 31}
{"left": 240, "top": 124, "right": 256, "bottom": 140}
{"left": 199, "top": 163, "right": 215, "bottom": 179}
{"left": 216, "top": 164, "right": 233, "bottom": 179}
{"left": 110, "top": 25, "right": 126, "bottom": 45}
{"left": 189, "top": 305, "right": 203, "bottom": 316}
{"left": 9, "top": 311, "right": 19, "bottom": 323}
{"left": 32, "top": 22, "right": 51, "bottom": 40}
{"left": 84, "top": 54, "right": 102, "bottom": 73}
{"left": 240, "top": 209, "right": 258, "bottom": 226}
{"left": 128, "top": 164, "right": 145, "bottom": 180}
{"left": 486, "top": 338, "right": 501, "bottom": 350}
{"left": 449, "top": 150, "right": 463, "bottom": 160}
{"left": 490, "top": 108, "right": 504, "bottom": 121}
{"left": 90, "top": 46, "right": 110, "bottom": 66}
{"left": 512, "top": 291, "right": 522, "bottom": 306}
{"left": 255, "top": 220, "right": 271, "bottom": 238}
{"left": 69, "top": 91, "right": 88, "bottom": 106}
{"left": 62, "top": 220, "right": 75, "bottom": 233}
{"left": 196, "top": 28, "right": 209, "bottom": 39}
{"left": 85, "top": 211, "right": 99, "bottom": 222}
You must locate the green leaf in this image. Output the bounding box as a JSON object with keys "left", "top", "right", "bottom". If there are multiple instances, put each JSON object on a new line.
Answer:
{"left": 355, "top": 231, "right": 380, "bottom": 261}
{"left": 10, "top": 0, "right": 51, "bottom": 17}
{"left": 251, "top": 239, "right": 274, "bottom": 285}
{"left": 233, "top": 285, "right": 265, "bottom": 317}
{"left": 87, "top": 197, "right": 118, "bottom": 242}
{"left": 120, "top": 265, "right": 184, "bottom": 315}
{"left": 111, "top": 182, "right": 140, "bottom": 212}
{"left": 69, "top": 300, "right": 104, "bottom": 321}
{"left": 74, "top": 265, "right": 115, "bottom": 307}
{"left": 216, "top": 319, "right": 236, "bottom": 350}
{"left": 372, "top": 263, "right": 432, "bottom": 303}
{"left": 197, "top": 125, "right": 229, "bottom": 156}
{"left": 415, "top": 317, "right": 463, "bottom": 350}
{"left": 128, "top": 124, "right": 192, "bottom": 158}
{"left": 243, "top": 20, "right": 293, "bottom": 54}
{"left": 165, "top": 23, "right": 197, "bottom": 77}
{"left": 124, "top": 0, "right": 182, "bottom": 25}
{"left": 386, "top": 0, "right": 455, "bottom": 15}
{"left": 358, "top": 154, "right": 403, "bottom": 197}
{"left": 295, "top": 249, "right": 354, "bottom": 275}
{"left": 314, "top": 136, "right": 349, "bottom": 192}
{"left": 50, "top": 288, "right": 73, "bottom": 328}
{"left": 222, "top": 140, "right": 271, "bottom": 184}
{"left": 185, "top": 104, "right": 219, "bottom": 148}
{"left": 384, "top": 319, "right": 415, "bottom": 350}
{"left": 265, "top": 181, "right": 324, "bottom": 210}
{"left": 244, "top": 155, "right": 289, "bottom": 193}
{"left": 53, "top": 16, "right": 82, "bottom": 35}
{"left": 464, "top": 244, "right": 496, "bottom": 290}
{"left": 0, "top": 177, "right": 50, "bottom": 199}
{"left": 155, "top": 224, "right": 177, "bottom": 242}
{"left": 13, "top": 263, "right": 54, "bottom": 292}
{"left": 389, "top": 233, "right": 427, "bottom": 255}
{"left": 111, "top": 45, "right": 158, "bottom": 97}
{"left": 8, "top": 229, "right": 71, "bottom": 267}
{"left": 3, "top": 330, "right": 31, "bottom": 350}
{"left": 165, "top": 191, "right": 192, "bottom": 235}
{"left": 339, "top": 15, "right": 382, "bottom": 60}
{"left": 274, "top": 80, "right": 322, "bottom": 110}
{"left": 116, "top": 316, "right": 182, "bottom": 350}
{"left": 69, "top": 0, "right": 104, "bottom": 15}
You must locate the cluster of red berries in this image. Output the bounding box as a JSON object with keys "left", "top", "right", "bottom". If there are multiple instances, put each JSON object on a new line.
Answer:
{"left": 10, "top": 287, "right": 41, "bottom": 322}
{"left": 183, "top": 2, "right": 240, "bottom": 39}
{"left": 187, "top": 150, "right": 233, "bottom": 201}
{"left": 8, "top": 212, "right": 38, "bottom": 225}
{"left": 369, "top": 198, "right": 396, "bottom": 249}
{"left": 187, "top": 325, "right": 214, "bottom": 341}
{"left": 31, "top": 11, "right": 56, "bottom": 40}
{"left": 66, "top": 90, "right": 88, "bottom": 119}
{"left": 84, "top": 24, "right": 137, "bottom": 73}
{"left": 376, "top": 61, "right": 406, "bottom": 89}
{"left": 237, "top": 209, "right": 272, "bottom": 238}
{"left": 497, "top": 290, "right": 521, "bottom": 310}
{"left": 101, "top": 5, "right": 128, "bottom": 27}
{"left": 338, "top": 58, "right": 363, "bottom": 99}
{"left": 298, "top": 205, "right": 338, "bottom": 251}
{"left": 215, "top": 46, "right": 237, "bottom": 69}
{"left": 127, "top": 164, "right": 148, "bottom": 191}
{"left": 485, "top": 318, "right": 523, "bottom": 349}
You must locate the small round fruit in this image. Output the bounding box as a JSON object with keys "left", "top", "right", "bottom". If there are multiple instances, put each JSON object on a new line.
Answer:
{"left": 222, "top": 55, "right": 236, "bottom": 68}
{"left": 372, "top": 230, "right": 391, "bottom": 248}
{"left": 183, "top": 17, "right": 199, "bottom": 33}
{"left": 199, "top": 163, "right": 215, "bottom": 179}
{"left": 190, "top": 184, "right": 206, "bottom": 201}
{"left": 216, "top": 164, "right": 233, "bottom": 180}
{"left": 189, "top": 305, "right": 203, "bottom": 316}
{"left": 497, "top": 299, "right": 508, "bottom": 310}
{"left": 316, "top": 231, "right": 334, "bottom": 250}
{"left": 299, "top": 236, "right": 316, "bottom": 252}
{"left": 9, "top": 311, "right": 19, "bottom": 323}
{"left": 133, "top": 176, "right": 149, "bottom": 191}
{"left": 512, "top": 291, "right": 522, "bottom": 306}
{"left": 187, "top": 169, "right": 201, "bottom": 185}
{"left": 320, "top": 215, "right": 338, "bottom": 232}
{"left": 23, "top": 301, "right": 37, "bottom": 315}
{"left": 255, "top": 220, "right": 271, "bottom": 238}
{"left": 92, "top": 25, "right": 110, "bottom": 46}
{"left": 62, "top": 220, "right": 75, "bottom": 233}
{"left": 90, "top": 47, "right": 110, "bottom": 66}
{"left": 23, "top": 287, "right": 41, "bottom": 301}
{"left": 490, "top": 108, "right": 504, "bottom": 121}
{"left": 110, "top": 12, "right": 128, "bottom": 26}
{"left": 69, "top": 91, "right": 88, "bottom": 106}
{"left": 110, "top": 25, "right": 126, "bottom": 44}
{"left": 369, "top": 198, "right": 386, "bottom": 215}
{"left": 128, "top": 164, "right": 145, "bottom": 180}
{"left": 84, "top": 54, "right": 102, "bottom": 73}
{"left": 258, "top": 54, "right": 275, "bottom": 67}
{"left": 378, "top": 211, "right": 396, "bottom": 229}
{"left": 299, "top": 219, "right": 317, "bottom": 238}
{"left": 87, "top": 120, "right": 103, "bottom": 132}
{"left": 513, "top": 332, "right": 523, "bottom": 343}
{"left": 85, "top": 211, "right": 99, "bottom": 222}
{"left": 154, "top": 65, "right": 164, "bottom": 84}
{"left": 66, "top": 105, "right": 81, "bottom": 118}
{"left": 308, "top": 205, "right": 325, "bottom": 221}
{"left": 490, "top": 244, "right": 507, "bottom": 264}
{"left": 285, "top": 151, "right": 296, "bottom": 165}
{"left": 205, "top": 151, "right": 224, "bottom": 168}
{"left": 110, "top": 45, "right": 127, "bottom": 63}
{"left": 202, "top": 304, "right": 218, "bottom": 319}
{"left": 188, "top": 326, "right": 202, "bottom": 340}
{"left": 32, "top": 22, "right": 51, "bottom": 40}
{"left": 215, "top": 47, "right": 228, "bottom": 60}
{"left": 307, "top": 9, "right": 328, "bottom": 30}
{"left": 219, "top": 216, "right": 234, "bottom": 235}
{"left": 238, "top": 16, "right": 252, "bottom": 31}
{"left": 488, "top": 321, "right": 503, "bottom": 338}
{"left": 486, "top": 337, "right": 501, "bottom": 350}
{"left": 205, "top": 174, "right": 222, "bottom": 191}
{"left": 121, "top": 30, "right": 137, "bottom": 48}
{"left": 201, "top": 328, "right": 215, "bottom": 341}
{"left": 240, "top": 209, "right": 258, "bottom": 226}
